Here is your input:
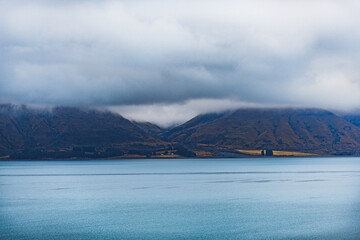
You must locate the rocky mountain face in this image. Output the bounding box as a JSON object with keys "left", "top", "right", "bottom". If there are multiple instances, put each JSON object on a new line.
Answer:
{"left": 166, "top": 108, "right": 360, "bottom": 155}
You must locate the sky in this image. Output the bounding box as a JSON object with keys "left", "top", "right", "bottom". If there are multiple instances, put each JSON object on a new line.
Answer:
{"left": 1, "top": 0, "right": 360, "bottom": 126}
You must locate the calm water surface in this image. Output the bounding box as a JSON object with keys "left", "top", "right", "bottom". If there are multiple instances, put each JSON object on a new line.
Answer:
{"left": 1, "top": 157, "right": 360, "bottom": 239}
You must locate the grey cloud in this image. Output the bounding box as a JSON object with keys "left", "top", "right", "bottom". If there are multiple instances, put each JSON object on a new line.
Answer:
{"left": 1, "top": 0, "right": 360, "bottom": 116}
{"left": 108, "top": 99, "right": 268, "bottom": 128}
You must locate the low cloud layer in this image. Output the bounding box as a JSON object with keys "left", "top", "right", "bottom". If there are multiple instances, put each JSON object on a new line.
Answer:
{"left": 1, "top": 0, "right": 360, "bottom": 125}
{"left": 108, "top": 99, "right": 267, "bottom": 127}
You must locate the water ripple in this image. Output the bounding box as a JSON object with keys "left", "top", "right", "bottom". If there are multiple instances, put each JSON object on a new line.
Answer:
{"left": 0, "top": 170, "right": 360, "bottom": 177}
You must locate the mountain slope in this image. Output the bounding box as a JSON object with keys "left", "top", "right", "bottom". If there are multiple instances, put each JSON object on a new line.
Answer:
{"left": 2, "top": 105, "right": 360, "bottom": 158}
{"left": 163, "top": 112, "right": 226, "bottom": 138}
{"left": 343, "top": 114, "right": 360, "bottom": 128}
{"left": 133, "top": 121, "right": 164, "bottom": 136}
{"left": 167, "top": 108, "right": 360, "bottom": 155}
{"left": 0, "top": 104, "right": 168, "bottom": 158}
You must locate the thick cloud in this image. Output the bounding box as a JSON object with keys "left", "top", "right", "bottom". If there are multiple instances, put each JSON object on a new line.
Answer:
{"left": 108, "top": 99, "right": 267, "bottom": 127}
{"left": 1, "top": 0, "right": 360, "bottom": 125}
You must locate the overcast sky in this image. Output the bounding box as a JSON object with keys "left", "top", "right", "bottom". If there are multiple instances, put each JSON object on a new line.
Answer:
{"left": 1, "top": 0, "right": 360, "bottom": 126}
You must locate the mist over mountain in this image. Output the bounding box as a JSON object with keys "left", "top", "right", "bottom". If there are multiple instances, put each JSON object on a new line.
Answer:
{"left": 0, "top": 104, "right": 168, "bottom": 159}
{"left": 1, "top": 104, "right": 360, "bottom": 159}
{"left": 1, "top": 0, "right": 360, "bottom": 122}
{"left": 2, "top": 2, "right": 360, "bottom": 239}
{"left": 165, "top": 108, "right": 360, "bottom": 155}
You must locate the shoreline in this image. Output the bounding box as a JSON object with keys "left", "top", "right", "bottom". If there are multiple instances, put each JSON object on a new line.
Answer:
{"left": 1, "top": 155, "right": 360, "bottom": 161}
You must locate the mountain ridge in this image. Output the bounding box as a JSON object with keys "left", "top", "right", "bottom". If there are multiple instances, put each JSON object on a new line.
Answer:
{"left": 0, "top": 104, "right": 169, "bottom": 159}
{"left": 1, "top": 104, "right": 360, "bottom": 158}
{"left": 166, "top": 108, "right": 360, "bottom": 155}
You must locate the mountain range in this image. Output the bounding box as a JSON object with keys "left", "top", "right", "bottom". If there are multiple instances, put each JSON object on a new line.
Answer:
{"left": 1, "top": 104, "right": 360, "bottom": 159}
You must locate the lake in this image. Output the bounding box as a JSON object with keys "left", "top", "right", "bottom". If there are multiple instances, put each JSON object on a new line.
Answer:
{"left": 1, "top": 157, "right": 360, "bottom": 239}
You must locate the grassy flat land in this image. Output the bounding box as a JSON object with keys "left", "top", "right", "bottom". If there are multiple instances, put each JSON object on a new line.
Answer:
{"left": 195, "top": 151, "right": 213, "bottom": 157}
{"left": 237, "top": 150, "right": 263, "bottom": 155}
{"left": 237, "top": 149, "right": 318, "bottom": 157}
{"left": 152, "top": 154, "right": 181, "bottom": 158}
{"left": 119, "top": 154, "right": 147, "bottom": 159}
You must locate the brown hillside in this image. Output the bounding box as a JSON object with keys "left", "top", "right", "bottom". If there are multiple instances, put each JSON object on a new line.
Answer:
{"left": 0, "top": 104, "right": 168, "bottom": 158}
{"left": 167, "top": 108, "right": 360, "bottom": 155}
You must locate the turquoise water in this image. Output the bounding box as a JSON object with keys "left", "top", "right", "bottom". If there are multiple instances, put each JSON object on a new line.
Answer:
{"left": 1, "top": 157, "right": 360, "bottom": 239}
